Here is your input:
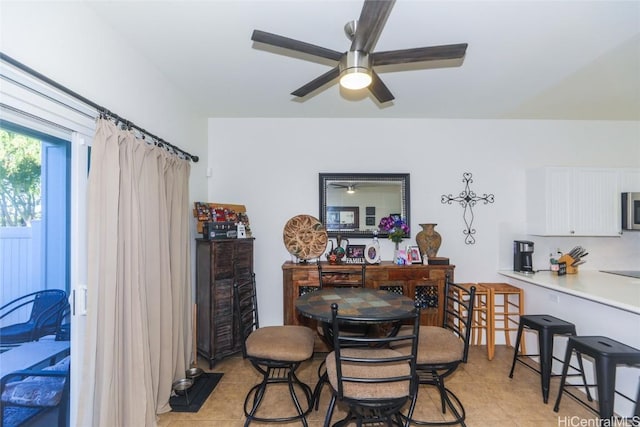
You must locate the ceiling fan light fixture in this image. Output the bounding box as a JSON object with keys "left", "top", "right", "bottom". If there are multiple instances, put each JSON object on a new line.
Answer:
{"left": 346, "top": 185, "right": 355, "bottom": 194}
{"left": 340, "top": 69, "right": 372, "bottom": 90}
{"left": 339, "top": 51, "right": 371, "bottom": 90}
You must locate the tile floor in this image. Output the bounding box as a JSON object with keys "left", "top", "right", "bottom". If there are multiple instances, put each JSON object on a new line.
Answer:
{"left": 158, "top": 345, "right": 603, "bottom": 427}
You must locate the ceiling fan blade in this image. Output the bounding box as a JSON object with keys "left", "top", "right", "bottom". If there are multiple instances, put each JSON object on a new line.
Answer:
{"left": 291, "top": 66, "right": 341, "bottom": 97}
{"left": 368, "top": 70, "right": 394, "bottom": 103}
{"left": 351, "top": 0, "right": 395, "bottom": 53}
{"left": 372, "top": 43, "right": 468, "bottom": 66}
{"left": 252, "top": 30, "right": 343, "bottom": 61}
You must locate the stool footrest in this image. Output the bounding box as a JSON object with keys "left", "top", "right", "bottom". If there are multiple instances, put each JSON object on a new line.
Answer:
{"left": 512, "top": 357, "right": 585, "bottom": 378}
{"left": 554, "top": 388, "right": 596, "bottom": 414}
{"left": 562, "top": 383, "right": 636, "bottom": 405}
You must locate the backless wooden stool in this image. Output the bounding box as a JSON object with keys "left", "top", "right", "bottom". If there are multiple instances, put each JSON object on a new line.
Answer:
{"left": 554, "top": 336, "right": 640, "bottom": 420}
{"left": 479, "top": 282, "right": 525, "bottom": 360}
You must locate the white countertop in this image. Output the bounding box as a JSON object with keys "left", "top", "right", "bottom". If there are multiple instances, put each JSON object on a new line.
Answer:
{"left": 498, "top": 270, "right": 640, "bottom": 315}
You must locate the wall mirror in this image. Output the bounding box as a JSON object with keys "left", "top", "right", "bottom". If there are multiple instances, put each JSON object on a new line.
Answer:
{"left": 319, "top": 173, "right": 410, "bottom": 239}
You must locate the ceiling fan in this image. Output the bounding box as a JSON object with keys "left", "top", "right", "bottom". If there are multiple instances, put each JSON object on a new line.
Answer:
{"left": 251, "top": 0, "right": 468, "bottom": 103}
{"left": 330, "top": 182, "right": 359, "bottom": 193}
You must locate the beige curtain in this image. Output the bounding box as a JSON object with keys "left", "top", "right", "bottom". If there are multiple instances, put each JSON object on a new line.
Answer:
{"left": 78, "top": 119, "right": 192, "bottom": 426}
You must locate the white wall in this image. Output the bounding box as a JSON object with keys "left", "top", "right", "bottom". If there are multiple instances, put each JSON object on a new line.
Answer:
{"left": 209, "top": 118, "right": 640, "bottom": 326}
{"left": 0, "top": 1, "right": 209, "bottom": 203}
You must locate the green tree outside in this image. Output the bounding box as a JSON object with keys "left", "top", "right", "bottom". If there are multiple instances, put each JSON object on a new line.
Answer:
{"left": 0, "top": 128, "right": 41, "bottom": 226}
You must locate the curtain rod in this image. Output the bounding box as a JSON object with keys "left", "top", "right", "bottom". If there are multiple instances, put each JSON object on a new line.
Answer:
{"left": 0, "top": 52, "right": 199, "bottom": 162}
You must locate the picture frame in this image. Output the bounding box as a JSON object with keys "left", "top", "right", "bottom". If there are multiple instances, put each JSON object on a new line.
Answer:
{"left": 364, "top": 243, "right": 380, "bottom": 264}
{"left": 319, "top": 173, "right": 410, "bottom": 239}
{"left": 326, "top": 206, "right": 359, "bottom": 230}
{"left": 365, "top": 206, "right": 375, "bottom": 216}
{"left": 346, "top": 245, "right": 366, "bottom": 258}
{"left": 345, "top": 244, "right": 366, "bottom": 264}
{"left": 407, "top": 246, "right": 423, "bottom": 264}
{"left": 365, "top": 216, "right": 375, "bottom": 226}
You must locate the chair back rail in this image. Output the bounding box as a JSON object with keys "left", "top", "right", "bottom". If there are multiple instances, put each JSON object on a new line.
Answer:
{"left": 442, "top": 277, "right": 476, "bottom": 363}
{"left": 326, "top": 302, "right": 421, "bottom": 426}
{"left": 234, "top": 274, "right": 258, "bottom": 358}
{"left": 1, "top": 290, "right": 68, "bottom": 345}
{"left": 317, "top": 264, "right": 366, "bottom": 289}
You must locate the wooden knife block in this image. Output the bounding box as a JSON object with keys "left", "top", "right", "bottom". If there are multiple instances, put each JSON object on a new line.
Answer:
{"left": 558, "top": 254, "right": 578, "bottom": 274}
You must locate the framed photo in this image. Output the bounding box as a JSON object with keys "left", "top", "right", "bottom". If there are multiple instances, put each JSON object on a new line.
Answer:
{"left": 364, "top": 243, "right": 380, "bottom": 264}
{"left": 365, "top": 206, "right": 375, "bottom": 216}
{"left": 407, "top": 246, "right": 423, "bottom": 264}
{"left": 345, "top": 244, "right": 366, "bottom": 264}
{"left": 346, "top": 245, "right": 366, "bottom": 258}
{"left": 326, "top": 206, "right": 359, "bottom": 230}
{"left": 365, "top": 216, "right": 376, "bottom": 226}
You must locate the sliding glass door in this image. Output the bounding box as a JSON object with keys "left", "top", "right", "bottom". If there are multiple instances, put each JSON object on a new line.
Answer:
{"left": 0, "top": 122, "right": 70, "bottom": 307}
{"left": 0, "top": 120, "right": 88, "bottom": 427}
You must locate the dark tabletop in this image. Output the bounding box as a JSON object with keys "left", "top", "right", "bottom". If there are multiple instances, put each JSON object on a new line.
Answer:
{"left": 295, "top": 288, "right": 415, "bottom": 323}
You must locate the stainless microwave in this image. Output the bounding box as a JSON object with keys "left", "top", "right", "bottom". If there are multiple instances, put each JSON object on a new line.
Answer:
{"left": 622, "top": 192, "right": 640, "bottom": 230}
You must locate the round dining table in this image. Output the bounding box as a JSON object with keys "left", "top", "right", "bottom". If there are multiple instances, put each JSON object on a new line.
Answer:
{"left": 295, "top": 287, "right": 415, "bottom": 323}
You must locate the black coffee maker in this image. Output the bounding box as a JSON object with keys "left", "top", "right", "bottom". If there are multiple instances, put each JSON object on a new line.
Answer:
{"left": 513, "top": 240, "right": 534, "bottom": 273}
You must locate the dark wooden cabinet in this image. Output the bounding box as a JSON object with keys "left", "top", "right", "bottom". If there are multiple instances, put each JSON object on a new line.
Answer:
{"left": 282, "top": 261, "right": 455, "bottom": 350}
{"left": 196, "top": 238, "right": 254, "bottom": 368}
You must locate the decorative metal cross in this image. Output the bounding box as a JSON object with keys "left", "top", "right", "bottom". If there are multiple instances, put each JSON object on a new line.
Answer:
{"left": 441, "top": 172, "right": 495, "bottom": 244}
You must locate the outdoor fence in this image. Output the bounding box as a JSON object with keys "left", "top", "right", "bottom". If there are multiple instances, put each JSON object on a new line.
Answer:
{"left": 0, "top": 221, "right": 43, "bottom": 324}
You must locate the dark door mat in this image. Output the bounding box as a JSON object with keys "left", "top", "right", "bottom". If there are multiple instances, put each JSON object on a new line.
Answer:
{"left": 169, "top": 373, "right": 223, "bottom": 412}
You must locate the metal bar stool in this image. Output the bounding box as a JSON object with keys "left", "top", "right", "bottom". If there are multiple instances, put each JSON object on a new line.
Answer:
{"left": 554, "top": 336, "right": 640, "bottom": 420}
{"left": 509, "top": 314, "right": 590, "bottom": 403}
{"left": 479, "top": 282, "right": 525, "bottom": 360}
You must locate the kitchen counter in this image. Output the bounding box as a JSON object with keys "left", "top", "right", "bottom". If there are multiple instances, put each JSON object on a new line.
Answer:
{"left": 499, "top": 270, "right": 640, "bottom": 315}
{"left": 498, "top": 269, "right": 640, "bottom": 417}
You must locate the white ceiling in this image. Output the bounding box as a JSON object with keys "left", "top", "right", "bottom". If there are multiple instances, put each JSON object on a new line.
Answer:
{"left": 87, "top": 0, "right": 640, "bottom": 120}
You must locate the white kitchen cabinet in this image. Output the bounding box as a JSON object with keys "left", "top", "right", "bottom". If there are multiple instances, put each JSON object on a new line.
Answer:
{"left": 620, "top": 168, "right": 640, "bottom": 192}
{"left": 526, "top": 167, "right": 621, "bottom": 236}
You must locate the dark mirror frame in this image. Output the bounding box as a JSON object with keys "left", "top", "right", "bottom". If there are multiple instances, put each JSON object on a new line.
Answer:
{"left": 319, "top": 173, "right": 410, "bottom": 239}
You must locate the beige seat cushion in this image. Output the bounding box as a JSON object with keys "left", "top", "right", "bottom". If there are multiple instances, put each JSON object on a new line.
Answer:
{"left": 325, "top": 349, "right": 411, "bottom": 399}
{"left": 246, "top": 325, "right": 315, "bottom": 362}
{"left": 391, "top": 326, "right": 464, "bottom": 364}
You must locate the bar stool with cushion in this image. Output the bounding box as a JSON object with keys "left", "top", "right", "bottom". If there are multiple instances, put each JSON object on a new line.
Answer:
{"left": 324, "top": 302, "right": 421, "bottom": 427}
{"left": 554, "top": 336, "right": 640, "bottom": 420}
{"left": 391, "top": 276, "right": 476, "bottom": 426}
{"left": 234, "top": 274, "right": 316, "bottom": 426}
{"left": 479, "top": 282, "right": 525, "bottom": 360}
{"left": 509, "top": 314, "right": 589, "bottom": 404}
{"left": 312, "top": 263, "right": 367, "bottom": 409}
{"left": 316, "top": 263, "right": 368, "bottom": 345}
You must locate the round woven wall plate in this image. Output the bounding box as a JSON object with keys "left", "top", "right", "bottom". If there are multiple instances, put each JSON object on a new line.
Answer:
{"left": 283, "top": 214, "right": 328, "bottom": 260}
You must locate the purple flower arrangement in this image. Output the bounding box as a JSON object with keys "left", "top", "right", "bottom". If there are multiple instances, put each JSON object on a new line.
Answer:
{"left": 378, "top": 215, "right": 409, "bottom": 244}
